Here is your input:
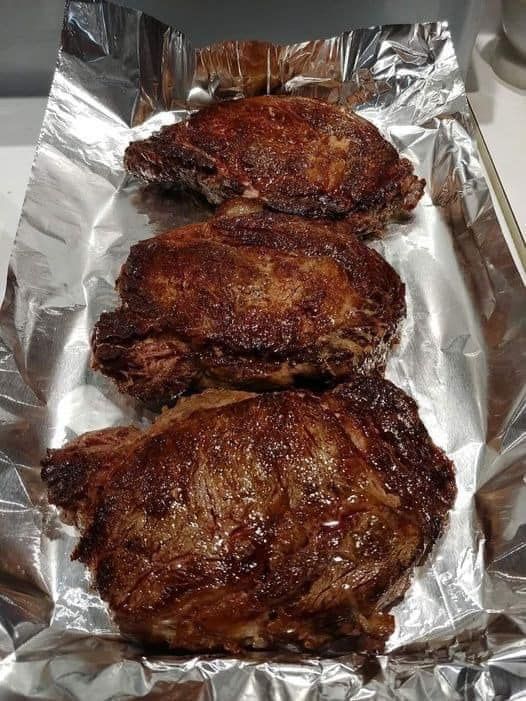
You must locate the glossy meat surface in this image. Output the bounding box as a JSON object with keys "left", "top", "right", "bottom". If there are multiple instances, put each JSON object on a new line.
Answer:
{"left": 91, "top": 200, "right": 405, "bottom": 404}
{"left": 124, "top": 96, "right": 424, "bottom": 231}
{"left": 41, "top": 376, "right": 455, "bottom": 654}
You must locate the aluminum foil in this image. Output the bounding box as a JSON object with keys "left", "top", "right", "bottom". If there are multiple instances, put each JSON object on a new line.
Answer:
{"left": 1, "top": 1, "right": 525, "bottom": 698}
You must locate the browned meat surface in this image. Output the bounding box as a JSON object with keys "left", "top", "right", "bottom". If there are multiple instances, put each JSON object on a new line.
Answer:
{"left": 41, "top": 376, "right": 455, "bottom": 654}
{"left": 91, "top": 199, "right": 405, "bottom": 404}
{"left": 194, "top": 41, "right": 280, "bottom": 100}
{"left": 124, "top": 96, "right": 424, "bottom": 232}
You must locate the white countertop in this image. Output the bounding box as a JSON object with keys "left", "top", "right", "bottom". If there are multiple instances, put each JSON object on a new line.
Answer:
{"left": 468, "top": 33, "right": 526, "bottom": 237}
{"left": 0, "top": 97, "right": 46, "bottom": 300}
{"left": 0, "top": 39, "right": 525, "bottom": 294}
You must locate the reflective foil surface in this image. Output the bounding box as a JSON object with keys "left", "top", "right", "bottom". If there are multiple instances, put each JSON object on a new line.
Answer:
{"left": 0, "top": 2, "right": 525, "bottom": 698}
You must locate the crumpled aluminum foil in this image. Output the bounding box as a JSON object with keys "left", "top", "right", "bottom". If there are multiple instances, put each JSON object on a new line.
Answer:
{"left": 0, "top": 1, "right": 525, "bottom": 698}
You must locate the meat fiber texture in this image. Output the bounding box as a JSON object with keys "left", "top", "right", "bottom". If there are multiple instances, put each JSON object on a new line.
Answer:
{"left": 91, "top": 199, "right": 406, "bottom": 404}
{"left": 124, "top": 96, "right": 425, "bottom": 234}
{"left": 41, "top": 376, "right": 455, "bottom": 654}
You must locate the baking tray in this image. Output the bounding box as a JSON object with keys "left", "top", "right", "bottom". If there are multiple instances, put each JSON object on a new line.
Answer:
{"left": 0, "top": 2, "right": 525, "bottom": 698}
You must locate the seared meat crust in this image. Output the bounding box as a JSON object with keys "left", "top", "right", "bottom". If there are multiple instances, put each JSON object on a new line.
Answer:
{"left": 124, "top": 96, "right": 424, "bottom": 231}
{"left": 91, "top": 200, "right": 405, "bottom": 404}
{"left": 42, "top": 376, "right": 455, "bottom": 654}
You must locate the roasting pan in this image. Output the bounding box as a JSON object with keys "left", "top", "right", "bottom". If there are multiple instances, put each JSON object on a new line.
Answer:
{"left": 0, "top": 2, "right": 525, "bottom": 698}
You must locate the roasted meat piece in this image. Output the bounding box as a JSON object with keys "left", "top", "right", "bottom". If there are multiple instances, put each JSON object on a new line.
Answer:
{"left": 91, "top": 199, "right": 405, "bottom": 404}
{"left": 41, "top": 376, "right": 456, "bottom": 653}
{"left": 124, "top": 96, "right": 424, "bottom": 231}
{"left": 194, "top": 41, "right": 280, "bottom": 100}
